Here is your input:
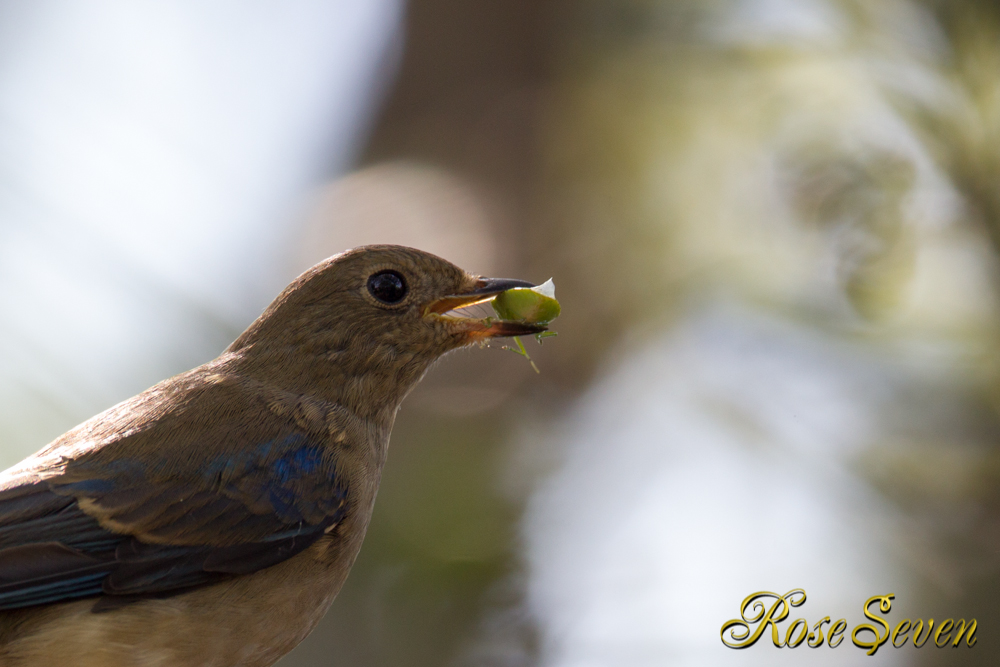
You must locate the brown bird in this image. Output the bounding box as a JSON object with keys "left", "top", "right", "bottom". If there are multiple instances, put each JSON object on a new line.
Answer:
{"left": 0, "top": 245, "right": 545, "bottom": 666}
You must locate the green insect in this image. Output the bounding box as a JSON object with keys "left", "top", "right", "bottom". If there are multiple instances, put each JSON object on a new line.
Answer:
{"left": 491, "top": 279, "right": 560, "bottom": 373}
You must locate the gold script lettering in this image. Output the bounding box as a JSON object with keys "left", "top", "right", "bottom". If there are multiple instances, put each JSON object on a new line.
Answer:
{"left": 807, "top": 617, "right": 830, "bottom": 648}
{"left": 828, "top": 619, "right": 847, "bottom": 647}
{"left": 851, "top": 594, "right": 894, "bottom": 656}
{"left": 720, "top": 590, "right": 806, "bottom": 648}
{"left": 911, "top": 619, "right": 934, "bottom": 647}
{"left": 891, "top": 619, "right": 911, "bottom": 648}
{"left": 934, "top": 619, "right": 954, "bottom": 648}
{"left": 952, "top": 619, "right": 977, "bottom": 647}
{"left": 785, "top": 619, "right": 808, "bottom": 648}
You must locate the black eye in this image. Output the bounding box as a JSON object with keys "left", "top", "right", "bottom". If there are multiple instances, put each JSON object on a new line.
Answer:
{"left": 367, "top": 270, "right": 407, "bottom": 304}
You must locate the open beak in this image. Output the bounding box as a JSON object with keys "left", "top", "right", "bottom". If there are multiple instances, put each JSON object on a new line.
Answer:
{"left": 424, "top": 277, "right": 549, "bottom": 338}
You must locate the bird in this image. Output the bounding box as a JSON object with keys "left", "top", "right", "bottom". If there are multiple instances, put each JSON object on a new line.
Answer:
{"left": 0, "top": 245, "right": 546, "bottom": 667}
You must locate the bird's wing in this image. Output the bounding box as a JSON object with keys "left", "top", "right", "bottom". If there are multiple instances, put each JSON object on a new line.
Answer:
{"left": 0, "top": 373, "right": 350, "bottom": 611}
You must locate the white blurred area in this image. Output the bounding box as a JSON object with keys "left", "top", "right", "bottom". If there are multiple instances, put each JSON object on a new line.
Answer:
{"left": 0, "top": 1, "right": 406, "bottom": 464}
{"left": 515, "top": 1, "right": 998, "bottom": 665}
{"left": 296, "top": 162, "right": 503, "bottom": 279}
{"left": 523, "top": 309, "right": 914, "bottom": 667}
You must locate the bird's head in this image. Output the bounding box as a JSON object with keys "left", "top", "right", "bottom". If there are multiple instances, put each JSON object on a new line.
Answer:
{"left": 228, "top": 245, "right": 546, "bottom": 413}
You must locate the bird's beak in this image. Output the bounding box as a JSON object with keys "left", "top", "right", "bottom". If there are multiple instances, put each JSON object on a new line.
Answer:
{"left": 424, "top": 277, "right": 549, "bottom": 339}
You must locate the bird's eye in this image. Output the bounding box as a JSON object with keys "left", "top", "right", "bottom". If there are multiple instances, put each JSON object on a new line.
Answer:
{"left": 367, "top": 270, "right": 408, "bottom": 304}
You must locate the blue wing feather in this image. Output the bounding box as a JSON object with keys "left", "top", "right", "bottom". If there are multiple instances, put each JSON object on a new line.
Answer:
{"left": 0, "top": 434, "right": 348, "bottom": 611}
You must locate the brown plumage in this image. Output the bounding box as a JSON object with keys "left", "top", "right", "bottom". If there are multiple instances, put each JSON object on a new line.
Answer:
{"left": 0, "top": 245, "right": 545, "bottom": 666}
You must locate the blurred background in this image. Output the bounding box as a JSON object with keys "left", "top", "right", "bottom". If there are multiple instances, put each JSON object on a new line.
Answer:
{"left": 0, "top": 1, "right": 998, "bottom": 665}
